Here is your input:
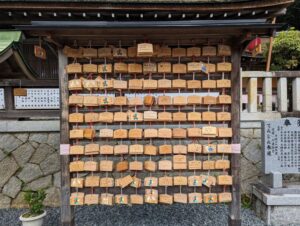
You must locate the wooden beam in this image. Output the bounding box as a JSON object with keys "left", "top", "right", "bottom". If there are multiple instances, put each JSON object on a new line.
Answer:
{"left": 0, "top": 109, "right": 59, "bottom": 119}
{"left": 0, "top": 79, "right": 58, "bottom": 87}
{"left": 229, "top": 43, "right": 242, "bottom": 226}
{"left": 0, "top": 0, "right": 292, "bottom": 12}
{"left": 59, "top": 50, "right": 74, "bottom": 226}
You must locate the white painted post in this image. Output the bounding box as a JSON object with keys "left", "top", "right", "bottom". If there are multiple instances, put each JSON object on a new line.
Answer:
{"left": 247, "top": 77, "right": 258, "bottom": 112}
{"left": 263, "top": 77, "right": 272, "bottom": 112}
{"left": 292, "top": 77, "right": 300, "bottom": 111}
{"left": 277, "top": 77, "right": 288, "bottom": 112}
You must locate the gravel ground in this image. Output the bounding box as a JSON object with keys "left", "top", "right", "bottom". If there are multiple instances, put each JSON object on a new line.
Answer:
{"left": 0, "top": 204, "right": 268, "bottom": 226}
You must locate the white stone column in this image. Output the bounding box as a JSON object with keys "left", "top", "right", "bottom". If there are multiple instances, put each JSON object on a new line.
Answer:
{"left": 263, "top": 77, "right": 272, "bottom": 112}
{"left": 292, "top": 77, "right": 300, "bottom": 111}
{"left": 247, "top": 77, "right": 257, "bottom": 112}
{"left": 277, "top": 77, "right": 288, "bottom": 112}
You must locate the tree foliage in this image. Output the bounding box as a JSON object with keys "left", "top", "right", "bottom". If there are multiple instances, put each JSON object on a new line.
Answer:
{"left": 278, "top": 0, "right": 300, "bottom": 30}
{"left": 270, "top": 29, "right": 300, "bottom": 70}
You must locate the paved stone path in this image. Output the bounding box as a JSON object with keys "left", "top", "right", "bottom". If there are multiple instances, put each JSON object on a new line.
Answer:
{"left": 0, "top": 204, "right": 268, "bottom": 226}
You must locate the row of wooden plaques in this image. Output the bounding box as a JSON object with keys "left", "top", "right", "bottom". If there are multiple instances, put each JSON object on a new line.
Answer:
{"left": 69, "top": 143, "right": 233, "bottom": 156}
{"left": 69, "top": 111, "right": 231, "bottom": 123}
{"left": 69, "top": 78, "right": 231, "bottom": 90}
{"left": 66, "top": 62, "right": 231, "bottom": 74}
{"left": 63, "top": 44, "right": 232, "bottom": 59}
{"left": 69, "top": 127, "right": 232, "bottom": 140}
{"left": 70, "top": 175, "right": 232, "bottom": 189}
{"left": 70, "top": 191, "right": 232, "bottom": 205}
{"left": 69, "top": 159, "right": 231, "bottom": 172}
{"left": 69, "top": 95, "right": 232, "bottom": 107}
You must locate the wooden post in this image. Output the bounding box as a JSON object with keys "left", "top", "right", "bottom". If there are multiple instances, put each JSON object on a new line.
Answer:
{"left": 229, "top": 43, "right": 242, "bottom": 226}
{"left": 263, "top": 77, "right": 273, "bottom": 112}
{"left": 292, "top": 77, "right": 300, "bottom": 112}
{"left": 247, "top": 78, "right": 258, "bottom": 112}
{"left": 4, "top": 86, "right": 14, "bottom": 111}
{"left": 277, "top": 77, "right": 288, "bottom": 112}
{"left": 266, "top": 18, "right": 276, "bottom": 72}
{"left": 58, "top": 50, "right": 74, "bottom": 226}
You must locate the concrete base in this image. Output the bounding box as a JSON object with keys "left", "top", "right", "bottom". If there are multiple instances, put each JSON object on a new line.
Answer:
{"left": 252, "top": 184, "right": 300, "bottom": 226}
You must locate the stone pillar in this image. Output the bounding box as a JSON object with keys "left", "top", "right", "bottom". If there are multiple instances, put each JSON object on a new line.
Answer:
{"left": 292, "top": 77, "right": 300, "bottom": 111}
{"left": 263, "top": 78, "right": 272, "bottom": 112}
{"left": 247, "top": 78, "right": 257, "bottom": 112}
{"left": 277, "top": 78, "right": 288, "bottom": 112}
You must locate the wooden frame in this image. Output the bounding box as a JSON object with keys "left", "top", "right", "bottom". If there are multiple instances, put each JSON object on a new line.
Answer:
{"left": 58, "top": 42, "right": 242, "bottom": 226}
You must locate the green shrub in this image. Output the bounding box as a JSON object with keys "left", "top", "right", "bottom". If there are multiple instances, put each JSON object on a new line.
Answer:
{"left": 23, "top": 190, "right": 46, "bottom": 218}
{"left": 269, "top": 28, "right": 300, "bottom": 70}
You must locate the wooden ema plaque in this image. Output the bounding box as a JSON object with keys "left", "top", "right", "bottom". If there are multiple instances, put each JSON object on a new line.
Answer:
{"left": 144, "top": 128, "right": 158, "bottom": 138}
{"left": 187, "top": 47, "right": 201, "bottom": 57}
{"left": 85, "top": 143, "right": 99, "bottom": 155}
{"left": 100, "top": 145, "right": 114, "bottom": 155}
{"left": 98, "top": 64, "right": 113, "bottom": 74}
{"left": 113, "top": 80, "right": 127, "bottom": 90}
{"left": 65, "top": 42, "right": 235, "bottom": 209}
{"left": 173, "top": 128, "right": 187, "bottom": 138}
{"left": 158, "top": 79, "right": 171, "bottom": 89}
{"left": 187, "top": 80, "right": 201, "bottom": 89}
{"left": 82, "top": 64, "right": 97, "bottom": 73}
{"left": 85, "top": 194, "right": 99, "bottom": 205}
{"left": 70, "top": 145, "right": 84, "bottom": 155}
{"left": 71, "top": 178, "right": 84, "bottom": 188}
{"left": 172, "top": 47, "right": 186, "bottom": 57}
{"left": 144, "top": 79, "right": 158, "bottom": 89}
{"left": 137, "top": 43, "right": 153, "bottom": 57}
{"left": 114, "top": 145, "right": 128, "bottom": 155}
{"left": 68, "top": 79, "right": 82, "bottom": 91}
{"left": 144, "top": 160, "right": 157, "bottom": 172}
{"left": 85, "top": 176, "right": 100, "bottom": 187}
{"left": 144, "top": 145, "right": 157, "bottom": 155}
{"left": 130, "top": 194, "right": 144, "bottom": 205}
{"left": 158, "top": 62, "right": 171, "bottom": 73}
{"left": 128, "top": 46, "right": 137, "bottom": 57}
{"left": 63, "top": 46, "right": 82, "bottom": 58}
{"left": 116, "top": 161, "right": 129, "bottom": 172}
{"left": 98, "top": 47, "right": 112, "bottom": 58}
{"left": 159, "top": 194, "right": 173, "bottom": 205}
{"left": 69, "top": 113, "right": 84, "bottom": 123}
{"left": 66, "top": 63, "right": 82, "bottom": 74}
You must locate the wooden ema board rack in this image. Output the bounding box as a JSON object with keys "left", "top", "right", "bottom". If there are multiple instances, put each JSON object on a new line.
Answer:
{"left": 65, "top": 43, "right": 235, "bottom": 205}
